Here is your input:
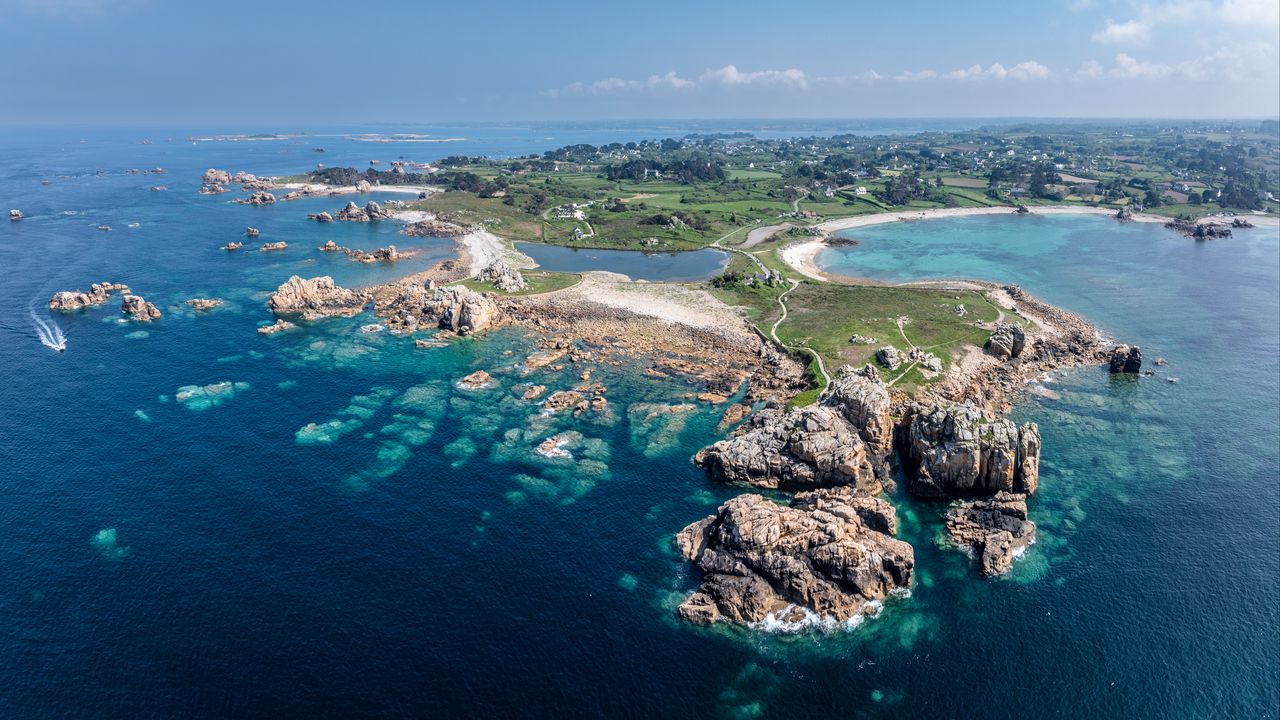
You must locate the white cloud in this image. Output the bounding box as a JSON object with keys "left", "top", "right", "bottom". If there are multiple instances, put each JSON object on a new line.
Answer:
{"left": 1111, "top": 53, "right": 1173, "bottom": 78}
{"left": 1074, "top": 60, "right": 1106, "bottom": 79}
{"left": 1092, "top": 19, "right": 1151, "bottom": 46}
{"left": 943, "top": 61, "right": 1052, "bottom": 81}
{"left": 894, "top": 69, "right": 938, "bottom": 82}
{"left": 1220, "top": 0, "right": 1280, "bottom": 25}
{"left": 699, "top": 65, "right": 809, "bottom": 88}
{"left": 546, "top": 71, "right": 695, "bottom": 97}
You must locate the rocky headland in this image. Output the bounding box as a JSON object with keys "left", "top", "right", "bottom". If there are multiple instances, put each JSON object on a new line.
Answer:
{"left": 49, "top": 282, "right": 131, "bottom": 311}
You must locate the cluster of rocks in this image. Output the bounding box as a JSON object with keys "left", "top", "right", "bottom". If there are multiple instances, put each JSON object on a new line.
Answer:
{"left": 333, "top": 200, "right": 391, "bottom": 222}
{"left": 267, "top": 275, "right": 369, "bottom": 320}
{"left": 318, "top": 240, "right": 402, "bottom": 263}
{"left": 120, "top": 294, "right": 161, "bottom": 322}
{"left": 234, "top": 191, "right": 276, "bottom": 206}
{"left": 257, "top": 319, "right": 295, "bottom": 335}
{"left": 9, "top": 209, "right": 22, "bottom": 221}
{"left": 848, "top": 334, "right": 876, "bottom": 345}
{"left": 1165, "top": 217, "right": 1231, "bottom": 239}
{"left": 1109, "top": 344, "right": 1142, "bottom": 373}
{"left": 875, "top": 346, "right": 902, "bottom": 370}
{"left": 245, "top": 227, "right": 260, "bottom": 237}
{"left": 48, "top": 282, "right": 131, "bottom": 311}
{"left": 199, "top": 168, "right": 231, "bottom": 195}
{"left": 478, "top": 259, "right": 527, "bottom": 292}
{"left": 308, "top": 211, "right": 334, "bottom": 223}
{"left": 404, "top": 218, "right": 468, "bottom": 237}
{"left": 379, "top": 283, "right": 500, "bottom": 336}
{"left": 223, "top": 241, "right": 244, "bottom": 251}
{"left": 675, "top": 489, "right": 914, "bottom": 626}
{"left": 259, "top": 242, "right": 288, "bottom": 252}
{"left": 231, "top": 171, "right": 273, "bottom": 190}
{"left": 185, "top": 298, "right": 223, "bottom": 311}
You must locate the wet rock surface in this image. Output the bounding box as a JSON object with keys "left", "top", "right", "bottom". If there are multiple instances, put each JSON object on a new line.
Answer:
{"left": 49, "top": 282, "right": 131, "bottom": 311}
{"left": 675, "top": 489, "right": 914, "bottom": 626}
{"left": 121, "top": 294, "right": 161, "bottom": 321}
{"left": 1109, "top": 344, "right": 1142, "bottom": 373}
{"left": 380, "top": 284, "right": 500, "bottom": 336}
{"left": 945, "top": 492, "right": 1036, "bottom": 576}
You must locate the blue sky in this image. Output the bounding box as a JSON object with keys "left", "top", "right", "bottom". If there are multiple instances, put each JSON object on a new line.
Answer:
{"left": 0, "top": 0, "right": 1276, "bottom": 123}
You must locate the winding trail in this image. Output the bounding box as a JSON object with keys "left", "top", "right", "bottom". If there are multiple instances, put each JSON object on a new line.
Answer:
{"left": 771, "top": 279, "right": 831, "bottom": 388}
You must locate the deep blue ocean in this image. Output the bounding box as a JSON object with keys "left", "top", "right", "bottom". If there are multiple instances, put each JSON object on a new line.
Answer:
{"left": 1, "top": 124, "right": 1277, "bottom": 718}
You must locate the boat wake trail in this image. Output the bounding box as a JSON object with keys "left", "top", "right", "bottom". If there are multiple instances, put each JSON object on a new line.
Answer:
{"left": 2, "top": 306, "right": 69, "bottom": 352}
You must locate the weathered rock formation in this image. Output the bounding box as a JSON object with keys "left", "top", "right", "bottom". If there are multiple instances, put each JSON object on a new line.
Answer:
{"left": 986, "top": 321, "right": 1026, "bottom": 360}
{"left": 458, "top": 370, "right": 492, "bottom": 389}
{"left": 9, "top": 209, "right": 22, "bottom": 220}
{"left": 380, "top": 284, "right": 499, "bottom": 336}
{"left": 335, "top": 201, "right": 369, "bottom": 222}
{"left": 479, "top": 259, "right": 528, "bottom": 292}
{"left": 121, "top": 294, "right": 161, "bottom": 321}
{"left": 903, "top": 403, "right": 1040, "bottom": 497}
{"left": 1109, "top": 344, "right": 1142, "bottom": 373}
{"left": 875, "top": 346, "right": 902, "bottom": 370}
{"left": 945, "top": 492, "right": 1036, "bottom": 576}
{"left": 245, "top": 227, "right": 260, "bottom": 237}
{"left": 202, "top": 169, "right": 231, "bottom": 185}
{"left": 235, "top": 191, "right": 276, "bottom": 205}
{"left": 48, "top": 282, "right": 131, "bottom": 311}
{"left": 308, "top": 211, "right": 334, "bottom": 223}
{"left": 1165, "top": 218, "right": 1231, "bottom": 239}
{"left": 675, "top": 489, "right": 914, "bottom": 626}
{"left": 257, "top": 319, "right": 296, "bottom": 335}
{"left": 185, "top": 298, "right": 223, "bottom": 311}
{"left": 822, "top": 364, "right": 894, "bottom": 461}
{"left": 364, "top": 200, "right": 390, "bottom": 220}
{"left": 267, "top": 276, "right": 368, "bottom": 320}
{"left": 223, "top": 241, "right": 243, "bottom": 251}
{"left": 259, "top": 242, "right": 288, "bottom": 252}
{"left": 694, "top": 405, "right": 879, "bottom": 493}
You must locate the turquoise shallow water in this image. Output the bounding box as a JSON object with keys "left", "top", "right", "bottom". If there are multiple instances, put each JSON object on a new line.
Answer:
{"left": 1, "top": 129, "right": 1277, "bottom": 718}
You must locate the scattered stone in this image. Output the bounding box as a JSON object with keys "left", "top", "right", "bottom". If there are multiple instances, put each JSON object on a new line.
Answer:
{"left": 675, "top": 489, "right": 914, "bottom": 626}
{"left": 1109, "top": 344, "right": 1142, "bottom": 374}
{"left": 945, "top": 492, "right": 1036, "bottom": 576}
{"left": 849, "top": 334, "right": 877, "bottom": 345}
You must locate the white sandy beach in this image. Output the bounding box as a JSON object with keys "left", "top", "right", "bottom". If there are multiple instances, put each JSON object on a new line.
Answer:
{"left": 782, "top": 205, "right": 1279, "bottom": 281}
{"left": 273, "top": 181, "right": 443, "bottom": 198}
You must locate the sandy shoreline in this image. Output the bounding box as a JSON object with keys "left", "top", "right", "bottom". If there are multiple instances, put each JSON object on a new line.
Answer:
{"left": 273, "top": 181, "right": 443, "bottom": 198}
{"left": 782, "top": 205, "right": 1279, "bottom": 282}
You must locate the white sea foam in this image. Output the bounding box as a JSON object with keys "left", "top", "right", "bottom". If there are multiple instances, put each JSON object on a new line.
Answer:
{"left": 748, "top": 600, "right": 885, "bottom": 634}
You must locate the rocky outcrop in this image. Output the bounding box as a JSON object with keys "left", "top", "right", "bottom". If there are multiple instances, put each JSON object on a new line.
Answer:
{"left": 1232, "top": 217, "right": 1254, "bottom": 229}
{"left": 675, "top": 489, "right": 914, "bottom": 626}
{"left": 9, "top": 209, "right": 22, "bottom": 221}
{"left": 945, "top": 492, "right": 1036, "bottom": 576}
{"left": 223, "top": 241, "right": 243, "bottom": 251}
{"left": 235, "top": 191, "right": 276, "bottom": 205}
{"left": 458, "top": 370, "right": 492, "bottom": 390}
{"left": 822, "top": 365, "right": 894, "bottom": 459}
{"left": 121, "top": 294, "right": 161, "bottom": 321}
{"left": 903, "top": 404, "right": 1040, "bottom": 497}
{"left": 364, "top": 201, "right": 390, "bottom": 220}
{"left": 985, "top": 322, "right": 1026, "bottom": 360}
{"left": 185, "top": 298, "right": 223, "bottom": 311}
{"left": 1115, "top": 206, "right": 1133, "bottom": 222}
{"left": 308, "top": 211, "right": 334, "bottom": 223}
{"left": 694, "top": 405, "right": 879, "bottom": 493}
{"left": 1109, "top": 344, "right": 1142, "bottom": 373}
{"left": 875, "top": 346, "right": 902, "bottom": 370}
{"left": 479, "top": 259, "right": 528, "bottom": 292}
{"left": 380, "top": 284, "right": 499, "bottom": 336}
{"left": 48, "top": 282, "right": 130, "bottom": 311}
{"left": 245, "top": 227, "right": 260, "bottom": 237}
{"left": 335, "top": 201, "right": 369, "bottom": 222}
{"left": 267, "top": 275, "right": 368, "bottom": 320}
{"left": 259, "top": 242, "right": 288, "bottom": 252}
{"left": 202, "top": 169, "right": 231, "bottom": 185}
{"left": 1165, "top": 218, "right": 1231, "bottom": 239}
{"left": 257, "top": 319, "right": 295, "bottom": 335}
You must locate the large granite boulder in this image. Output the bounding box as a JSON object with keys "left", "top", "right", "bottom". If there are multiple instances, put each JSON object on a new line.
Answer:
{"left": 875, "top": 346, "right": 902, "bottom": 370}
{"left": 694, "top": 405, "right": 879, "bottom": 493}
{"left": 1109, "top": 344, "right": 1142, "bottom": 373}
{"left": 202, "top": 168, "right": 231, "bottom": 185}
{"left": 903, "top": 404, "right": 1039, "bottom": 497}
{"left": 479, "top": 259, "right": 528, "bottom": 292}
{"left": 364, "top": 201, "right": 390, "bottom": 220}
{"left": 381, "top": 284, "right": 499, "bottom": 336}
{"left": 675, "top": 489, "right": 914, "bottom": 626}
{"left": 336, "top": 201, "right": 369, "bottom": 222}
{"left": 945, "top": 492, "right": 1036, "bottom": 576}
{"left": 986, "top": 321, "right": 1026, "bottom": 360}
{"left": 267, "top": 275, "right": 368, "bottom": 319}
{"left": 120, "top": 294, "right": 161, "bottom": 321}
{"left": 822, "top": 364, "right": 894, "bottom": 459}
